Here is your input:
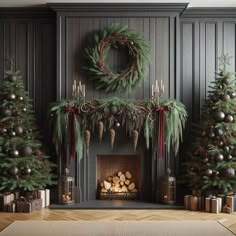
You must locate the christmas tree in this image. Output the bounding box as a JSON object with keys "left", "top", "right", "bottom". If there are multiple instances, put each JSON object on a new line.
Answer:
{"left": 0, "top": 64, "right": 55, "bottom": 193}
{"left": 184, "top": 53, "right": 236, "bottom": 194}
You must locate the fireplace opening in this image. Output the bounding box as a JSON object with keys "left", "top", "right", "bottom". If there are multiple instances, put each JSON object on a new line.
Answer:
{"left": 96, "top": 155, "right": 141, "bottom": 200}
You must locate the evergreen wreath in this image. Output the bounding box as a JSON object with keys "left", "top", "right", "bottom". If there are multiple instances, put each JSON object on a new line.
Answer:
{"left": 84, "top": 24, "right": 150, "bottom": 93}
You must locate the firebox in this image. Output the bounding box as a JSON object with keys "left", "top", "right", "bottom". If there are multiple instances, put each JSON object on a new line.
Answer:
{"left": 96, "top": 155, "right": 141, "bottom": 200}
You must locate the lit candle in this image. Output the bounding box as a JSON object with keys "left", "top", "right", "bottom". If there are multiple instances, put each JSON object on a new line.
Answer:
{"left": 83, "top": 84, "right": 85, "bottom": 98}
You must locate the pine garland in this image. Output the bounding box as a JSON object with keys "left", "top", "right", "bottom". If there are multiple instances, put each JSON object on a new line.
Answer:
{"left": 50, "top": 98, "right": 187, "bottom": 162}
{"left": 84, "top": 24, "right": 150, "bottom": 92}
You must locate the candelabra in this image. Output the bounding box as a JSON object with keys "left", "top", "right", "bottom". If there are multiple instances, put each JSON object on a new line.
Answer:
{"left": 151, "top": 79, "right": 164, "bottom": 103}
{"left": 72, "top": 80, "right": 86, "bottom": 101}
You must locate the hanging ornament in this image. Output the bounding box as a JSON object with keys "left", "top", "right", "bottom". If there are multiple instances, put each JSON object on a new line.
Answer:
{"left": 226, "top": 154, "right": 233, "bottom": 161}
{"left": 20, "top": 146, "right": 33, "bottom": 157}
{"left": 22, "top": 107, "right": 27, "bottom": 112}
{"left": 9, "top": 131, "right": 16, "bottom": 137}
{"left": 3, "top": 109, "right": 12, "bottom": 117}
{"left": 10, "top": 150, "right": 19, "bottom": 158}
{"left": 3, "top": 128, "right": 7, "bottom": 133}
{"left": 9, "top": 166, "right": 19, "bottom": 176}
{"left": 19, "top": 96, "right": 24, "bottom": 101}
{"left": 202, "top": 157, "right": 209, "bottom": 163}
{"left": 230, "top": 92, "right": 236, "bottom": 99}
{"left": 221, "top": 94, "right": 230, "bottom": 101}
{"left": 98, "top": 121, "right": 104, "bottom": 143}
{"left": 215, "top": 153, "right": 224, "bottom": 162}
{"left": 213, "top": 111, "right": 225, "bottom": 121}
{"left": 215, "top": 128, "right": 224, "bottom": 136}
{"left": 217, "top": 140, "right": 224, "bottom": 147}
{"left": 223, "top": 146, "right": 230, "bottom": 152}
{"left": 208, "top": 130, "right": 215, "bottom": 138}
{"left": 8, "top": 74, "right": 17, "bottom": 82}
{"left": 224, "top": 114, "right": 234, "bottom": 123}
{"left": 223, "top": 78, "right": 231, "bottom": 85}
{"left": 115, "top": 121, "right": 120, "bottom": 128}
{"left": 205, "top": 169, "right": 213, "bottom": 176}
{"left": 224, "top": 167, "right": 235, "bottom": 177}
{"left": 14, "top": 126, "right": 24, "bottom": 135}
{"left": 110, "top": 105, "right": 118, "bottom": 115}
{"left": 7, "top": 93, "right": 16, "bottom": 100}
{"left": 24, "top": 167, "right": 32, "bottom": 175}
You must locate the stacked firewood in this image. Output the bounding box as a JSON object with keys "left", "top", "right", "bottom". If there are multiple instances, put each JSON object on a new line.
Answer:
{"left": 100, "top": 171, "right": 137, "bottom": 193}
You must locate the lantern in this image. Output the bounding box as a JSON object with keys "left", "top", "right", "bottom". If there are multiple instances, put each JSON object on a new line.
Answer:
{"left": 58, "top": 168, "right": 75, "bottom": 204}
{"left": 160, "top": 168, "right": 176, "bottom": 204}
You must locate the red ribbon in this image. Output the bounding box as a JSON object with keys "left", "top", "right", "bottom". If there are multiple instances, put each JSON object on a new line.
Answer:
{"left": 155, "top": 105, "right": 170, "bottom": 159}
{"left": 64, "top": 106, "right": 80, "bottom": 160}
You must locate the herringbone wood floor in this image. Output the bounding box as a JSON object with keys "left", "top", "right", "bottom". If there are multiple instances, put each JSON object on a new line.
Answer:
{"left": 0, "top": 209, "right": 236, "bottom": 234}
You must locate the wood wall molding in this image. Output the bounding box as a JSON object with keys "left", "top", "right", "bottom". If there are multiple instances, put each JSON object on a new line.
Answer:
{"left": 0, "top": 7, "right": 55, "bottom": 19}
{"left": 181, "top": 7, "right": 236, "bottom": 18}
{"left": 48, "top": 3, "right": 188, "bottom": 15}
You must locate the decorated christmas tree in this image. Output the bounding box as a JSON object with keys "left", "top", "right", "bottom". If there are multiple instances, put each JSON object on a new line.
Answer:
{"left": 184, "top": 54, "right": 236, "bottom": 194}
{"left": 0, "top": 64, "right": 55, "bottom": 193}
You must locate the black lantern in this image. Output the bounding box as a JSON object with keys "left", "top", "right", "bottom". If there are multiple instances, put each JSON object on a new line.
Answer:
{"left": 160, "top": 168, "right": 176, "bottom": 204}
{"left": 58, "top": 168, "right": 75, "bottom": 204}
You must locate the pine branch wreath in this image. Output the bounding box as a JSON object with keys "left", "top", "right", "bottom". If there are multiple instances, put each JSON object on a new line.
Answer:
{"left": 84, "top": 24, "right": 150, "bottom": 93}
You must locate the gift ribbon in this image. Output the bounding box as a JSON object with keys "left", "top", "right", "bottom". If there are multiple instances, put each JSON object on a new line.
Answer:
{"left": 155, "top": 105, "right": 170, "bottom": 159}
{"left": 65, "top": 106, "right": 80, "bottom": 160}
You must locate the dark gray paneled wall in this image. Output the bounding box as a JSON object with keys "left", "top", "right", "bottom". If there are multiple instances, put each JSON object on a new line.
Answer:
{"left": 180, "top": 15, "right": 236, "bottom": 126}
{"left": 0, "top": 9, "right": 56, "bottom": 143}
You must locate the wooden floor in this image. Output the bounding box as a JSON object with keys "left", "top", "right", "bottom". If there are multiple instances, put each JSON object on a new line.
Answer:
{"left": 0, "top": 209, "right": 236, "bottom": 234}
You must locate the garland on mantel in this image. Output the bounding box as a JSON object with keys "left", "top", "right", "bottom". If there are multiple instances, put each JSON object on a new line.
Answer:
{"left": 49, "top": 98, "right": 187, "bottom": 162}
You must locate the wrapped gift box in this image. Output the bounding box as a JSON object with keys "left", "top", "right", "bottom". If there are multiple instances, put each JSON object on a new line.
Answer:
{"left": 16, "top": 198, "right": 42, "bottom": 213}
{"left": 217, "top": 194, "right": 226, "bottom": 211}
{"left": 184, "top": 195, "right": 191, "bottom": 210}
{"left": 184, "top": 195, "right": 204, "bottom": 211}
{"left": 226, "top": 194, "right": 236, "bottom": 212}
{"left": 205, "top": 197, "right": 222, "bottom": 213}
{"left": 16, "top": 201, "right": 32, "bottom": 213}
{"left": 37, "top": 189, "right": 50, "bottom": 208}
{"left": 0, "top": 193, "right": 15, "bottom": 211}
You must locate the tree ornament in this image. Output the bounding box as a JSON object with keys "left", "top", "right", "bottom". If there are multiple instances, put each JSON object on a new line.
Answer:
{"left": 217, "top": 140, "right": 224, "bottom": 147}
{"left": 9, "top": 166, "right": 19, "bottom": 175}
{"left": 202, "top": 157, "right": 209, "bottom": 163}
{"left": 84, "top": 24, "right": 150, "bottom": 92}
{"left": 224, "top": 114, "right": 234, "bottom": 123}
{"left": 14, "top": 126, "right": 24, "bottom": 135}
{"left": 223, "top": 78, "right": 231, "bottom": 85}
{"left": 3, "top": 128, "right": 7, "bottom": 133}
{"left": 10, "top": 149, "right": 19, "bottom": 157}
{"left": 9, "top": 131, "right": 16, "bottom": 137}
{"left": 24, "top": 167, "right": 32, "bottom": 175}
{"left": 205, "top": 169, "right": 213, "bottom": 176}
{"left": 22, "top": 107, "right": 27, "bottom": 112}
{"left": 221, "top": 94, "right": 230, "bottom": 101}
{"left": 215, "top": 128, "right": 224, "bottom": 136}
{"left": 215, "top": 153, "right": 224, "bottom": 162}
{"left": 213, "top": 111, "right": 225, "bottom": 121}
{"left": 224, "top": 167, "right": 235, "bottom": 177}
{"left": 8, "top": 93, "right": 16, "bottom": 100}
{"left": 3, "top": 109, "right": 12, "bottom": 117}
{"left": 8, "top": 74, "right": 17, "bottom": 82}
{"left": 223, "top": 146, "right": 230, "bottom": 152}
{"left": 230, "top": 92, "right": 236, "bottom": 99}
{"left": 19, "top": 96, "right": 24, "bottom": 101}
{"left": 20, "top": 146, "right": 33, "bottom": 157}
{"left": 208, "top": 130, "right": 215, "bottom": 138}
{"left": 115, "top": 121, "right": 121, "bottom": 128}
{"left": 226, "top": 154, "right": 233, "bottom": 161}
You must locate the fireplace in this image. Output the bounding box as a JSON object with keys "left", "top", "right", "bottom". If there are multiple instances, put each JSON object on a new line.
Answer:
{"left": 96, "top": 155, "right": 141, "bottom": 200}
